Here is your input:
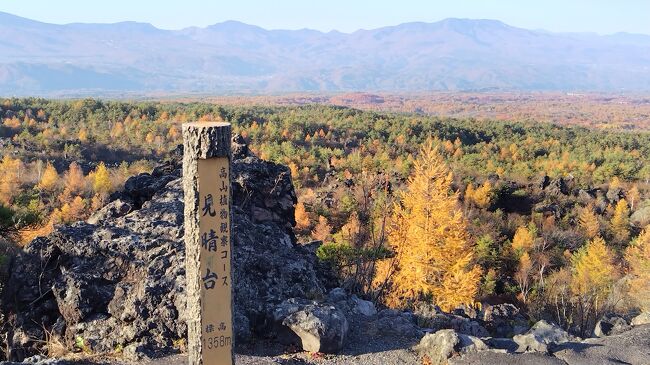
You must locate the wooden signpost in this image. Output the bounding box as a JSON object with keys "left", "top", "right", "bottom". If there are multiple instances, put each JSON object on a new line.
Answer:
{"left": 183, "top": 122, "right": 234, "bottom": 365}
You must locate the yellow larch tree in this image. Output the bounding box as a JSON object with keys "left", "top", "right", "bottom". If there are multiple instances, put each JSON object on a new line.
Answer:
{"left": 571, "top": 236, "right": 619, "bottom": 333}
{"left": 472, "top": 180, "right": 493, "bottom": 209}
{"left": 59, "top": 162, "right": 86, "bottom": 203}
{"left": 110, "top": 121, "right": 124, "bottom": 139}
{"left": 464, "top": 183, "right": 475, "bottom": 205}
{"left": 294, "top": 201, "right": 311, "bottom": 231}
{"left": 311, "top": 215, "right": 332, "bottom": 243}
{"left": 385, "top": 142, "right": 481, "bottom": 311}
{"left": 611, "top": 199, "right": 630, "bottom": 242}
{"left": 78, "top": 129, "right": 88, "bottom": 142}
{"left": 0, "top": 156, "right": 22, "bottom": 205}
{"left": 578, "top": 205, "right": 600, "bottom": 239}
{"left": 58, "top": 196, "right": 87, "bottom": 223}
{"left": 92, "top": 162, "right": 112, "bottom": 195}
{"left": 625, "top": 229, "right": 650, "bottom": 311}
{"left": 38, "top": 162, "right": 59, "bottom": 192}
{"left": 512, "top": 224, "right": 536, "bottom": 254}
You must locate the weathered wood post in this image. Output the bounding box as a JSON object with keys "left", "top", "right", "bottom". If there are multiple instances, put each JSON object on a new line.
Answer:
{"left": 183, "top": 122, "right": 234, "bottom": 365}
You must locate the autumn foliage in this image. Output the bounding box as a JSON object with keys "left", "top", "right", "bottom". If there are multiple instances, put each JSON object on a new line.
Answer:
{"left": 625, "top": 229, "right": 650, "bottom": 311}
{"left": 384, "top": 142, "right": 481, "bottom": 311}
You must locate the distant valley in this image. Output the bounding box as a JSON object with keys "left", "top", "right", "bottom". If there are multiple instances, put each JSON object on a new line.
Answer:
{"left": 1, "top": 12, "right": 650, "bottom": 95}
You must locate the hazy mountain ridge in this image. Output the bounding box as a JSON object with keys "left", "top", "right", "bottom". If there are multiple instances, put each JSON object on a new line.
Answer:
{"left": 1, "top": 12, "right": 650, "bottom": 95}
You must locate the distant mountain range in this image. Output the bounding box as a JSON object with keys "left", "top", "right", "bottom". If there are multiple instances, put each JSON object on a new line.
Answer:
{"left": 1, "top": 11, "right": 650, "bottom": 95}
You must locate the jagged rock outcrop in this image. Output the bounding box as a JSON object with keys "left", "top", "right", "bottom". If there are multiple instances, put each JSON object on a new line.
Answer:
{"left": 0, "top": 138, "right": 325, "bottom": 361}
{"left": 414, "top": 303, "right": 489, "bottom": 338}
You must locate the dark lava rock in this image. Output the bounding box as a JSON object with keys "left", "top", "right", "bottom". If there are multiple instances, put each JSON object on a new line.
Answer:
{"left": 482, "top": 303, "right": 529, "bottom": 338}
{"left": 593, "top": 314, "right": 631, "bottom": 337}
{"left": 537, "top": 175, "right": 551, "bottom": 190}
{"left": 546, "top": 177, "right": 569, "bottom": 196}
{"left": 0, "top": 138, "right": 324, "bottom": 361}
{"left": 606, "top": 186, "right": 624, "bottom": 203}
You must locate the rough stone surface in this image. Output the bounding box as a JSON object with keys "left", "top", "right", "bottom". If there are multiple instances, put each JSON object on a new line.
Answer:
{"left": 414, "top": 329, "right": 488, "bottom": 365}
{"left": 606, "top": 186, "right": 624, "bottom": 203}
{"left": 367, "top": 309, "right": 423, "bottom": 339}
{"left": 552, "top": 324, "right": 650, "bottom": 365}
{"left": 482, "top": 303, "right": 530, "bottom": 337}
{"left": 0, "top": 137, "right": 324, "bottom": 362}
{"left": 513, "top": 320, "right": 576, "bottom": 353}
{"left": 450, "top": 352, "right": 567, "bottom": 365}
{"left": 546, "top": 177, "right": 569, "bottom": 196}
{"left": 593, "top": 314, "right": 631, "bottom": 337}
{"left": 415, "top": 303, "right": 489, "bottom": 337}
{"left": 350, "top": 295, "right": 377, "bottom": 317}
{"left": 484, "top": 337, "right": 519, "bottom": 352}
{"left": 86, "top": 199, "right": 132, "bottom": 225}
{"left": 631, "top": 312, "right": 650, "bottom": 326}
{"left": 281, "top": 302, "right": 349, "bottom": 353}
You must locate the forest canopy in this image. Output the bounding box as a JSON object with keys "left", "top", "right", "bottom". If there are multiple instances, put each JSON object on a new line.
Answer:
{"left": 1, "top": 98, "right": 649, "bottom": 335}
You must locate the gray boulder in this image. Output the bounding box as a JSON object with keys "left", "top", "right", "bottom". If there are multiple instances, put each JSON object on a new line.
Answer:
{"left": 606, "top": 186, "right": 624, "bottom": 203}
{"left": 367, "top": 309, "right": 423, "bottom": 338}
{"left": 281, "top": 302, "right": 349, "bottom": 353}
{"left": 593, "top": 314, "right": 630, "bottom": 337}
{"left": 631, "top": 312, "right": 650, "bottom": 326}
{"left": 414, "top": 329, "right": 488, "bottom": 365}
{"left": 631, "top": 206, "right": 650, "bottom": 228}
{"left": 482, "top": 303, "right": 530, "bottom": 337}
{"left": 546, "top": 178, "right": 569, "bottom": 196}
{"left": 514, "top": 320, "right": 576, "bottom": 353}
{"left": 351, "top": 295, "right": 377, "bottom": 317}
{"left": 326, "top": 287, "right": 348, "bottom": 303}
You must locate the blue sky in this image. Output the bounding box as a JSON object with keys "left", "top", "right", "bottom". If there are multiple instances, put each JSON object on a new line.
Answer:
{"left": 2, "top": 0, "right": 649, "bottom": 34}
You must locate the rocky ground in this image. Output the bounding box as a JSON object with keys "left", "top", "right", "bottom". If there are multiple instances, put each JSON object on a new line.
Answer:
{"left": 1, "top": 137, "right": 649, "bottom": 365}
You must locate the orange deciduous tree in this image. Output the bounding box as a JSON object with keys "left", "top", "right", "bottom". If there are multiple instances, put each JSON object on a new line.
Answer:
{"left": 0, "top": 156, "right": 22, "bottom": 205}
{"left": 472, "top": 181, "right": 493, "bottom": 209}
{"left": 611, "top": 199, "right": 630, "bottom": 242}
{"left": 571, "top": 236, "right": 619, "bottom": 335}
{"left": 512, "top": 224, "right": 536, "bottom": 254}
{"left": 311, "top": 215, "right": 332, "bottom": 243}
{"left": 385, "top": 142, "right": 481, "bottom": 311}
{"left": 625, "top": 229, "right": 650, "bottom": 311}
{"left": 38, "top": 162, "right": 59, "bottom": 192}
{"left": 92, "top": 162, "right": 112, "bottom": 195}
{"left": 294, "top": 201, "right": 310, "bottom": 231}
{"left": 578, "top": 205, "right": 600, "bottom": 239}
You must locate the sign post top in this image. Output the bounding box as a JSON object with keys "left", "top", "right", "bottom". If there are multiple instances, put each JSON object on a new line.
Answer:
{"left": 183, "top": 121, "right": 232, "bottom": 128}
{"left": 183, "top": 122, "right": 232, "bottom": 160}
